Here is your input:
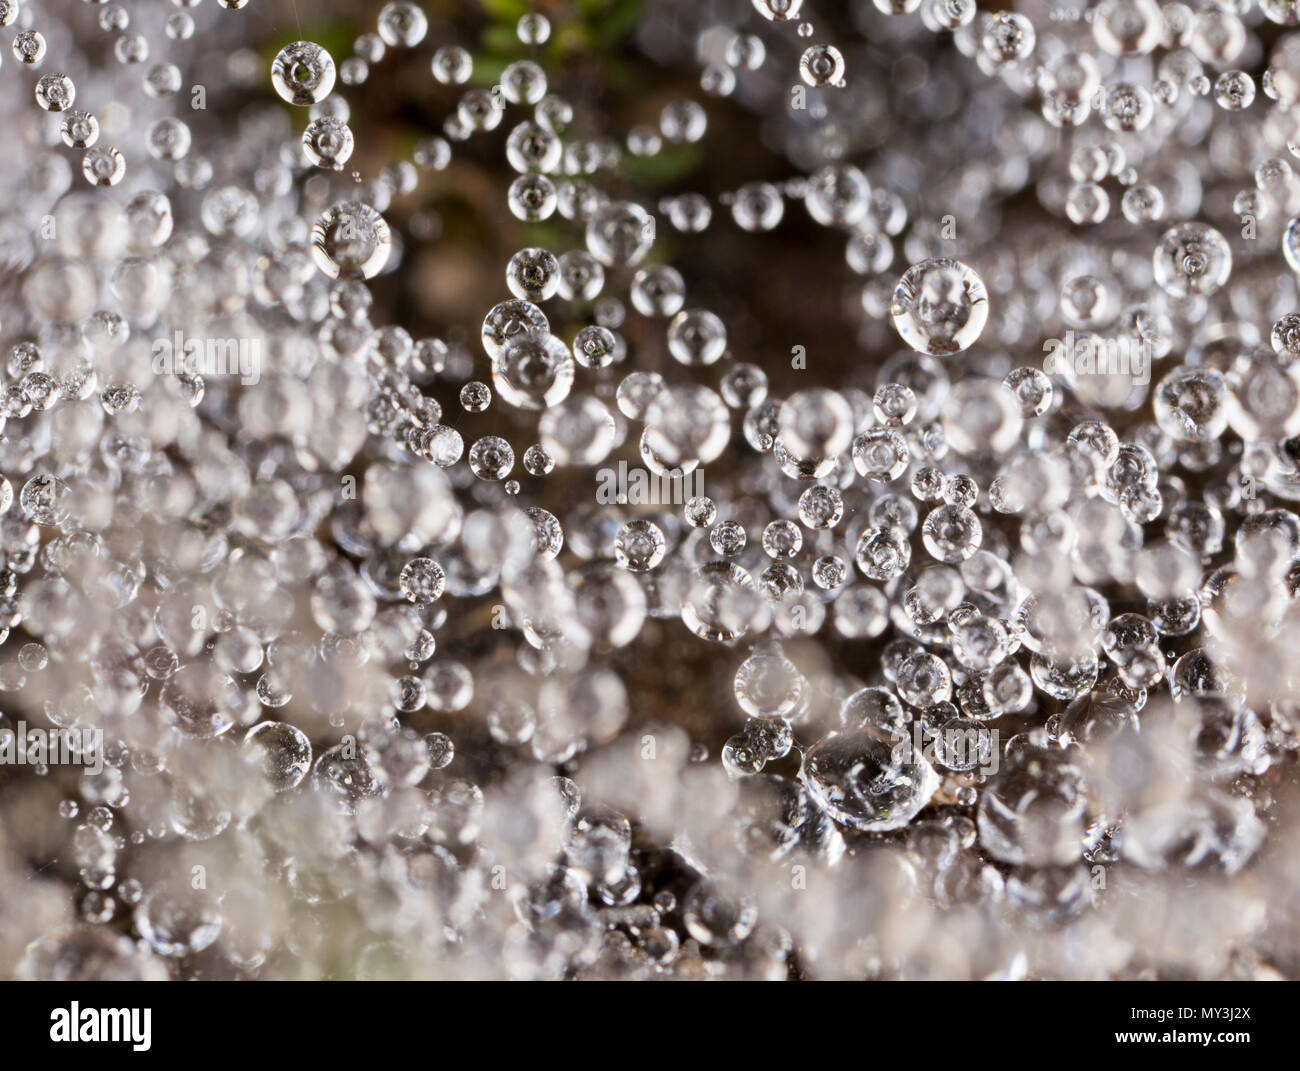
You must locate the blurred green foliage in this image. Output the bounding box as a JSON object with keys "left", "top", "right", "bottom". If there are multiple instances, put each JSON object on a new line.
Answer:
{"left": 476, "top": 0, "right": 528, "bottom": 18}
{"left": 266, "top": 1, "right": 695, "bottom": 193}
{"left": 621, "top": 145, "right": 700, "bottom": 187}
{"left": 475, "top": 0, "right": 643, "bottom": 57}
{"left": 468, "top": 0, "right": 699, "bottom": 187}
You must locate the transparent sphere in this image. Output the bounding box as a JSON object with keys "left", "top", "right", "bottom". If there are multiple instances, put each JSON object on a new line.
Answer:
{"left": 166, "top": 12, "right": 195, "bottom": 40}
{"left": 685, "top": 496, "right": 717, "bottom": 528}
{"left": 1263, "top": 0, "right": 1300, "bottom": 24}
{"left": 897, "top": 651, "right": 953, "bottom": 707}
{"left": 711, "top": 521, "right": 747, "bottom": 557}
{"left": 778, "top": 388, "right": 854, "bottom": 460}
{"left": 506, "top": 121, "right": 562, "bottom": 174}
{"left": 517, "top": 13, "right": 551, "bottom": 45}
{"left": 1003, "top": 367, "right": 1053, "bottom": 417}
{"left": 147, "top": 117, "right": 191, "bottom": 161}
{"left": 952, "top": 616, "right": 1011, "bottom": 672}
{"left": 630, "top": 265, "right": 686, "bottom": 318}
{"left": 35, "top": 73, "right": 75, "bottom": 112}
{"left": 1121, "top": 183, "right": 1164, "bottom": 223}
{"left": 614, "top": 519, "right": 666, "bottom": 572}
{"left": 571, "top": 325, "right": 621, "bottom": 369}
{"left": 302, "top": 116, "right": 353, "bottom": 169}
{"left": 681, "top": 562, "right": 763, "bottom": 643}
{"left": 586, "top": 201, "right": 654, "bottom": 267}
{"left": 1044, "top": 51, "right": 1101, "bottom": 104}
{"left": 801, "top": 728, "right": 938, "bottom": 832}
{"left": 460, "top": 381, "right": 491, "bottom": 413}
{"left": 160, "top": 663, "right": 239, "bottom": 739}
{"left": 981, "top": 11, "right": 1036, "bottom": 64}
{"left": 1092, "top": 0, "right": 1163, "bottom": 57}
{"left": 615, "top": 371, "right": 665, "bottom": 420}
{"left": 1215, "top": 70, "right": 1255, "bottom": 110}
{"left": 848, "top": 230, "right": 893, "bottom": 274}
{"left": 482, "top": 299, "right": 549, "bottom": 360}
{"left": 753, "top": 0, "right": 804, "bottom": 21}
{"left": 667, "top": 193, "right": 712, "bottom": 233}
{"left": 13, "top": 30, "right": 46, "bottom": 65}
{"left": 799, "top": 44, "right": 845, "bottom": 88}
{"left": 242, "top": 722, "right": 312, "bottom": 792}
{"left": 1154, "top": 367, "right": 1228, "bottom": 443}
{"left": 1066, "top": 182, "right": 1109, "bottom": 225}
{"left": 432, "top": 45, "right": 472, "bottom": 85}
{"left": 311, "top": 570, "right": 377, "bottom": 635}
{"left": 726, "top": 32, "right": 766, "bottom": 70}
{"left": 400, "top": 557, "right": 446, "bottom": 603}
{"left": 1152, "top": 222, "right": 1232, "bottom": 297}
{"left": 59, "top": 110, "right": 99, "bottom": 150}
{"left": 874, "top": 382, "right": 917, "bottom": 426}
{"left": 540, "top": 396, "right": 617, "bottom": 466}
{"left": 310, "top": 202, "right": 391, "bottom": 279}
{"left": 666, "top": 308, "right": 727, "bottom": 366}
{"left": 457, "top": 88, "right": 504, "bottom": 132}
{"left": 506, "top": 247, "right": 560, "bottom": 301}
{"left": 659, "top": 99, "right": 707, "bottom": 143}
{"left": 798, "top": 485, "right": 843, "bottom": 529}
{"left": 1190, "top": 6, "right": 1245, "bottom": 65}
{"left": 834, "top": 585, "right": 890, "bottom": 639}
{"left": 942, "top": 378, "right": 1024, "bottom": 456}
{"left": 500, "top": 60, "right": 547, "bottom": 105}
{"left": 135, "top": 885, "right": 222, "bottom": 958}
{"left": 734, "top": 653, "right": 804, "bottom": 719}
{"left": 377, "top": 1, "right": 428, "bottom": 48}
{"left": 425, "top": 662, "right": 474, "bottom": 713}
{"left": 82, "top": 146, "right": 126, "bottom": 188}
{"left": 425, "top": 732, "right": 455, "bottom": 769}
{"left": 1102, "top": 83, "right": 1153, "bottom": 133}
{"left": 492, "top": 333, "right": 575, "bottom": 410}
{"left": 922, "top": 504, "right": 982, "bottom": 562}
{"left": 762, "top": 520, "right": 803, "bottom": 559}
{"left": 522, "top": 444, "right": 554, "bottom": 477}
{"left": 890, "top": 258, "right": 989, "bottom": 356}
{"left": 732, "top": 182, "right": 785, "bottom": 232}
{"left": 855, "top": 526, "right": 911, "bottom": 580}
{"left": 645, "top": 385, "right": 730, "bottom": 466}
{"left": 468, "top": 436, "right": 515, "bottom": 480}
{"left": 812, "top": 555, "right": 848, "bottom": 589}
{"left": 508, "top": 174, "right": 557, "bottom": 222}
{"left": 271, "top": 41, "right": 336, "bottom": 106}
{"left": 1272, "top": 312, "right": 1300, "bottom": 363}
{"left": 921, "top": 0, "right": 972, "bottom": 29}
{"left": 806, "top": 164, "right": 870, "bottom": 227}
{"left": 852, "top": 428, "right": 910, "bottom": 482}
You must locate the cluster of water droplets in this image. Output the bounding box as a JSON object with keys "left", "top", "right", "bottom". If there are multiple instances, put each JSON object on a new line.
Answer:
{"left": 3, "top": 0, "right": 1300, "bottom": 981}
